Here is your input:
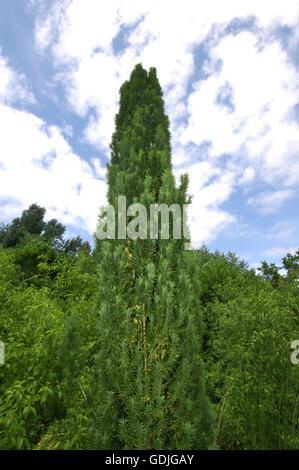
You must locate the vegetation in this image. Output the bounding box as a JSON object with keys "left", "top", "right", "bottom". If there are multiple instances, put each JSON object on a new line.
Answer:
{"left": 0, "top": 65, "right": 298, "bottom": 450}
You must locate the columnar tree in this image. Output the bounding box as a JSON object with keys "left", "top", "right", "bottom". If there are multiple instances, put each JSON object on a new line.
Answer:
{"left": 90, "top": 64, "right": 214, "bottom": 450}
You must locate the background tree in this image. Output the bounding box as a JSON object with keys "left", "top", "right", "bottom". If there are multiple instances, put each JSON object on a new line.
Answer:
{"left": 42, "top": 218, "right": 65, "bottom": 248}
{"left": 63, "top": 236, "right": 91, "bottom": 256}
{"left": 196, "top": 246, "right": 299, "bottom": 450}
{"left": 258, "top": 261, "right": 282, "bottom": 288}
{"left": 0, "top": 214, "right": 97, "bottom": 449}
{"left": 282, "top": 249, "right": 299, "bottom": 284}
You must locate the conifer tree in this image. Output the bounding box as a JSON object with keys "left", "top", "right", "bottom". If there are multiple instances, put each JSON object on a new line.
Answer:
{"left": 90, "top": 64, "right": 214, "bottom": 450}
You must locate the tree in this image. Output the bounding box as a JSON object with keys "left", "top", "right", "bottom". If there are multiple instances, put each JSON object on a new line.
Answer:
{"left": 0, "top": 204, "right": 47, "bottom": 248}
{"left": 20, "top": 204, "right": 46, "bottom": 236}
{"left": 89, "top": 64, "right": 214, "bottom": 450}
{"left": 63, "top": 236, "right": 91, "bottom": 256}
{"left": 258, "top": 261, "right": 282, "bottom": 288}
{"left": 204, "top": 282, "right": 298, "bottom": 449}
{"left": 194, "top": 246, "right": 299, "bottom": 449}
{"left": 0, "top": 217, "right": 25, "bottom": 248}
{"left": 42, "top": 219, "right": 65, "bottom": 248}
{"left": 0, "top": 229, "right": 97, "bottom": 450}
{"left": 0, "top": 250, "right": 66, "bottom": 449}
{"left": 282, "top": 249, "right": 299, "bottom": 284}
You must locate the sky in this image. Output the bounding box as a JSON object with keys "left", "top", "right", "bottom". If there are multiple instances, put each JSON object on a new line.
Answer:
{"left": 0, "top": 0, "right": 298, "bottom": 269}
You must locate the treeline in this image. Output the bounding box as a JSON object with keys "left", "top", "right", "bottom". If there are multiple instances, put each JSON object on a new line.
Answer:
{"left": 0, "top": 204, "right": 297, "bottom": 449}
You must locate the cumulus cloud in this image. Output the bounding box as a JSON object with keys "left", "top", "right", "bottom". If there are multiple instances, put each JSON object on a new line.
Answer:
{"left": 34, "top": 0, "right": 299, "bottom": 145}
{"left": 0, "top": 49, "right": 35, "bottom": 105}
{"left": 266, "top": 221, "right": 295, "bottom": 241}
{"left": 34, "top": 0, "right": 72, "bottom": 53}
{"left": 25, "top": 0, "right": 299, "bottom": 243}
{"left": 180, "top": 32, "right": 299, "bottom": 178}
{"left": 175, "top": 160, "right": 237, "bottom": 244}
{"left": 248, "top": 189, "right": 294, "bottom": 215}
{"left": 0, "top": 103, "right": 106, "bottom": 233}
{"left": 0, "top": 32, "right": 106, "bottom": 234}
{"left": 262, "top": 245, "right": 297, "bottom": 258}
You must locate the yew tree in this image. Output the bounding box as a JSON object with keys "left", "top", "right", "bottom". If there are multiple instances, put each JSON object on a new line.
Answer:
{"left": 90, "top": 64, "right": 214, "bottom": 450}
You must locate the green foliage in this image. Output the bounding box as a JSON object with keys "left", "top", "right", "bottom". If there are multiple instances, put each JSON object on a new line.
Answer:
{"left": 258, "top": 261, "right": 282, "bottom": 288}
{"left": 207, "top": 289, "right": 298, "bottom": 449}
{"left": 0, "top": 252, "right": 65, "bottom": 448}
{"left": 258, "top": 249, "right": 299, "bottom": 289}
{"left": 12, "top": 237, "right": 57, "bottom": 285}
{"left": 90, "top": 65, "right": 215, "bottom": 450}
{"left": 196, "top": 246, "right": 299, "bottom": 449}
{"left": 282, "top": 249, "right": 299, "bottom": 284}
{"left": 0, "top": 226, "right": 97, "bottom": 449}
{"left": 0, "top": 203, "right": 90, "bottom": 255}
{"left": 19, "top": 204, "right": 46, "bottom": 236}
{"left": 0, "top": 204, "right": 45, "bottom": 248}
{"left": 44, "top": 250, "right": 97, "bottom": 308}
{"left": 0, "top": 65, "right": 298, "bottom": 451}
{"left": 42, "top": 218, "right": 65, "bottom": 248}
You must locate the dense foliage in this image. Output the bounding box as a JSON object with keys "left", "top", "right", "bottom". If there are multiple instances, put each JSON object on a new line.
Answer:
{"left": 91, "top": 64, "right": 214, "bottom": 450}
{"left": 0, "top": 65, "right": 298, "bottom": 450}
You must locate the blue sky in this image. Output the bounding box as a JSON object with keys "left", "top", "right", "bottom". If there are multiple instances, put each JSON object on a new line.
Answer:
{"left": 0, "top": 0, "right": 298, "bottom": 269}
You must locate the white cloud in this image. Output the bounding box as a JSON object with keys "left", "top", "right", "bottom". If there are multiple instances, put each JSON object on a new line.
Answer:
{"left": 180, "top": 32, "right": 299, "bottom": 181}
{"left": 63, "top": 123, "right": 73, "bottom": 137}
{"left": 248, "top": 189, "right": 294, "bottom": 214}
{"left": 262, "top": 245, "right": 297, "bottom": 258}
{"left": 249, "top": 261, "right": 262, "bottom": 273}
{"left": 266, "top": 221, "right": 295, "bottom": 240}
{"left": 0, "top": 37, "right": 105, "bottom": 233}
{"left": 0, "top": 49, "right": 35, "bottom": 105}
{"left": 34, "top": 0, "right": 72, "bottom": 53}
{"left": 239, "top": 167, "right": 256, "bottom": 185}
{"left": 0, "top": 103, "right": 106, "bottom": 233}
{"left": 175, "top": 161, "right": 237, "bottom": 244}
{"left": 92, "top": 158, "right": 107, "bottom": 179}
{"left": 31, "top": 0, "right": 299, "bottom": 242}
